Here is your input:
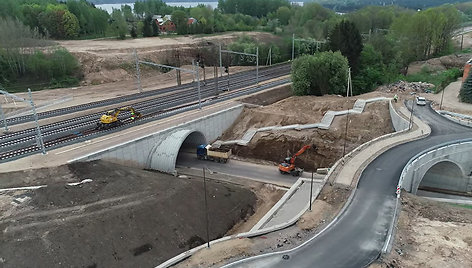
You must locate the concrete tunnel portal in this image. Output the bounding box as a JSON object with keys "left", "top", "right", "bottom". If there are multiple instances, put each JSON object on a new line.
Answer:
{"left": 148, "top": 129, "right": 207, "bottom": 175}
{"left": 418, "top": 160, "right": 469, "bottom": 193}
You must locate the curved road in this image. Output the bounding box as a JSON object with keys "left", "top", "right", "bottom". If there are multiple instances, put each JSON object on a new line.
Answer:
{"left": 225, "top": 102, "right": 471, "bottom": 268}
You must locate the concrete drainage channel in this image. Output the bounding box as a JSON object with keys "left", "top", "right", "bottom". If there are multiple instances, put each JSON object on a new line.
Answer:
{"left": 157, "top": 100, "right": 432, "bottom": 268}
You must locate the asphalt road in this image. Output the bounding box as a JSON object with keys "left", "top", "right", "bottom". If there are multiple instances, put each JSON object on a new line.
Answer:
{"left": 224, "top": 102, "right": 471, "bottom": 268}
{"left": 176, "top": 152, "right": 307, "bottom": 187}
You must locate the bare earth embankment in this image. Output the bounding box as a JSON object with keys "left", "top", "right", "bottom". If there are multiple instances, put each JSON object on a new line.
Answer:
{"left": 0, "top": 160, "right": 287, "bottom": 267}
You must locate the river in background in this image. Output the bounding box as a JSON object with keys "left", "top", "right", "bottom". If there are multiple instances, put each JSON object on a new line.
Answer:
{"left": 96, "top": 2, "right": 305, "bottom": 13}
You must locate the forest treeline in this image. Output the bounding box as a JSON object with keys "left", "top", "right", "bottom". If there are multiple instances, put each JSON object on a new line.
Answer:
{"left": 0, "top": 0, "right": 469, "bottom": 93}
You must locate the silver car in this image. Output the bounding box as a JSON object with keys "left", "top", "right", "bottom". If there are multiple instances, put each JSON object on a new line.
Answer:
{"left": 416, "top": 96, "right": 426, "bottom": 106}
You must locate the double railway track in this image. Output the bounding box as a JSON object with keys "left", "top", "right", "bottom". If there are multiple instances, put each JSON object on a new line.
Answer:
{"left": 0, "top": 63, "right": 291, "bottom": 162}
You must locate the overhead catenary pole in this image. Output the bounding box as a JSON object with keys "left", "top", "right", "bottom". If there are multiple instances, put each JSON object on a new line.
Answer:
{"left": 256, "top": 47, "right": 259, "bottom": 87}
{"left": 138, "top": 60, "right": 201, "bottom": 109}
{"left": 220, "top": 48, "right": 258, "bottom": 87}
{"left": 219, "top": 43, "right": 223, "bottom": 79}
{"left": 28, "top": 88, "right": 46, "bottom": 155}
{"left": 0, "top": 102, "right": 8, "bottom": 132}
{"left": 196, "top": 61, "right": 202, "bottom": 110}
{"left": 134, "top": 49, "right": 142, "bottom": 93}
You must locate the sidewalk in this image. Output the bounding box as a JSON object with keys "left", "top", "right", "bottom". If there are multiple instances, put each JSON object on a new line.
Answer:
{"left": 335, "top": 105, "right": 430, "bottom": 186}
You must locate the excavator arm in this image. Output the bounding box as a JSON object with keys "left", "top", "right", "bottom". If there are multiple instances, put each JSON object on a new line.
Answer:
{"left": 290, "top": 145, "right": 311, "bottom": 164}
{"left": 97, "top": 106, "right": 141, "bottom": 130}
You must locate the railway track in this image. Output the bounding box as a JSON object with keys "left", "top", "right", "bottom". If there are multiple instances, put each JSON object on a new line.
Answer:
{"left": 0, "top": 63, "right": 291, "bottom": 162}
{"left": 4, "top": 64, "right": 289, "bottom": 126}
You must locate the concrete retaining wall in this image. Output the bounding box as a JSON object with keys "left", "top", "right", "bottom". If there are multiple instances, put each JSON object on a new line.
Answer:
{"left": 70, "top": 105, "right": 244, "bottom": 170}
{"left": 437, "top": 110, "right": 472, "bottom": 127}
{"left": 389, "top": 101, "right": 410, "bottom": 131}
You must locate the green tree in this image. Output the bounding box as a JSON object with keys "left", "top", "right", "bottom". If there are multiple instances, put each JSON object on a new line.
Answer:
{"left": 328, "top": 20, "right": 363, "bottom": 73}
{"left": 62, "top": 10, "right": 79, "bottom": 39}
{"left": 110, "top": 9, "right": 128, "bottom": 39}
{"left": 276, "top": 6, "right": 291, "bottom": 25}
{"left": 171, "top": 10, "right": 188, "bottom": 35}
{"left": 460, "top": 70, "right": 472, "bottom": 103}
{"left": 142, "top": 15, "right": 153, "bottom": 37}
{"left": 352, "top": 44, "right": 386, "bottom": 94}
{"left": 291, "top": 51, "right": 349, "bottom": 96}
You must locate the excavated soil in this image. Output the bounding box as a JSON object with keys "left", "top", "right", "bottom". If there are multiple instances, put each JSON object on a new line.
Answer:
{"left": 59, "top": 32, "right": 280, "bottom": 85}
{"left": 376, "top": 193, "right": 472, "bottom": 268}
{"left": 407, "top": 53, "right": 472, "bottom": 75}
{"left": 221, "top": 95, "right": 394, "bottom": 170}
{"left": 0, "top": 160, "right": 259, "bottom": 267}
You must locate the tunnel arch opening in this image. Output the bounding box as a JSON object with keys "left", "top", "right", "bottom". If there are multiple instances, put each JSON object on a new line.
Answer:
{"left": 148, "top": 129, "right": 207, "bottom": 174}
{"left": 418, "top": 160, "right": 467, "bottom": 193}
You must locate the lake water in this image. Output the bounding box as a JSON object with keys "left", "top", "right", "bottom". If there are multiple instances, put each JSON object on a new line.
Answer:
{"left": 96, "top": 2, "right": 305, "bottom": 13}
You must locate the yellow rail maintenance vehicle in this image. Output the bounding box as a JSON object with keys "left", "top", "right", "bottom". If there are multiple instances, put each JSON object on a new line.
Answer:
{"left": 96, "top": 106, "right": 141, "bottom": 130}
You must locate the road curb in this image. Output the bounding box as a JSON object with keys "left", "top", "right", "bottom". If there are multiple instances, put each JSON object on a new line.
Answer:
{"left": 157, "top": 100, "right": 426, "bottom": 268}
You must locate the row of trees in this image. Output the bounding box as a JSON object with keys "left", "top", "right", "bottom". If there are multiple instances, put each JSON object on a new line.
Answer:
{"left": 0, "top": 0, "right": 110, "bottom": 39}
{"left": 0, "top": 17, "right": 80, "bottom": 90}
{"left": 291, "top": 3, "right": 462, "bottom": 96}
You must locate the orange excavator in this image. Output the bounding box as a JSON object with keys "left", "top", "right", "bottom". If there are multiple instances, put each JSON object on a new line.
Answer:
{"left": 278, "top": 145, "right": 311, "bottom": 176}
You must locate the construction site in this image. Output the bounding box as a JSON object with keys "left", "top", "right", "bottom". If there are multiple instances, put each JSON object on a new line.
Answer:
{"left": 1, "top": 32, "right": 472, "bottom": 268}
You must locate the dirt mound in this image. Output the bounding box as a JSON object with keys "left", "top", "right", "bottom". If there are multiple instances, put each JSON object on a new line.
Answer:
{"left": 60, "top": 32, "right": 280, "bottom": 86}
{"left": 222, "top": 96, "right": 393, "bottom": 170}
{"left": 407, "top": 53, "right": 472, "bottom": 75}
{"left": 378, "top": 193, "right": 472, "bottom": 268}
{"left": 377, "top": 80, "right": 435, "bottom": 94}
{"left": 0, "top": 160, "right": 257, "bottom": 267}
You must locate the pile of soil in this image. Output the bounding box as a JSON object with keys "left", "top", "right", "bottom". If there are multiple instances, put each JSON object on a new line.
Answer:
{"left": 221, "top": 96, "right": 393, "bottom": 170}
{"left": 377, "top": 80, "right": 435, "bottom": 94}
{"left": 407, "top": 53, "right": 472, "bottom": 75}
{"left": 0, "top": 160, "right": 257, "bottom": 267}
{"left": 59, "top": 32, "right": 280, "bottom": 86}
{"left": 377, "top": 193, "right": 472, "bottom": 268}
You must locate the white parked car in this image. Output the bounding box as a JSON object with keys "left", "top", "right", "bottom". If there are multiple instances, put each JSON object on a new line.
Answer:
{"left": 416, "top": 96, "right": 426, "bottom": 106}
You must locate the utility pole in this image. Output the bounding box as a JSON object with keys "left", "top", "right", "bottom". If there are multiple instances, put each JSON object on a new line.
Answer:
{"left": 309, "top": 172, "right": 314, "bottom": 211}
{"left": 440, "top": 87, "right": 445, "bottom": 110}
{"left": 409, "top": 98, "right": 415, "bottom": 130}
{"left": 292, "top": 33, "right": 295, "bottom": 61}
{"left": 343, "top": 107, "right": 349, "bottom": 157}
{"left": 203, "top": 168, "right": 210, "bottom": 248}
{"left": 134, "top": 49, "right": 142, "bottom": 93}
{"left": 346, "top": 67, "right": 352, "bottom": 97}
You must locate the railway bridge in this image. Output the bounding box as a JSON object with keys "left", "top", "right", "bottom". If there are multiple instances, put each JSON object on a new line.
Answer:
{"left": 71, "top": 105, "right": 244, "bottom": 175}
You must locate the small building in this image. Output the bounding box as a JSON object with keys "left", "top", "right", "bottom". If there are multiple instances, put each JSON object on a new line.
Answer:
{"left": 152, "top": 15, "right": 176, "bottom": 33}
{"left": 188, "top": 17, "right": 198, "bottom": 25}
